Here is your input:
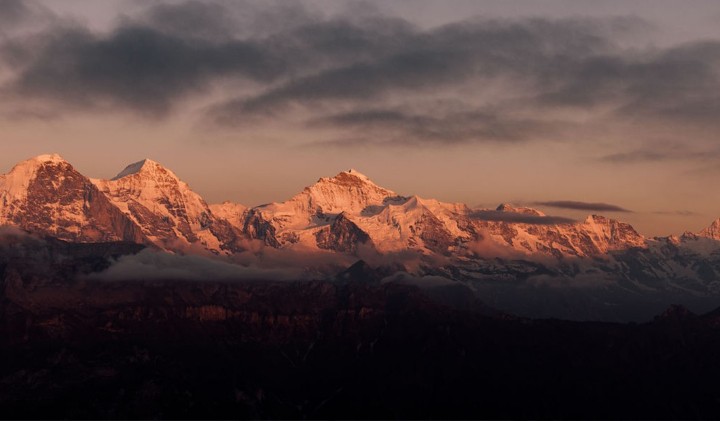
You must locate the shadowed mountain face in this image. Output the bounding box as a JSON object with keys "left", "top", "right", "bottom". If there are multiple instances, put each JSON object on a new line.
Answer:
{"left": 3, "top": 256, "right": 720, "bottom": 419}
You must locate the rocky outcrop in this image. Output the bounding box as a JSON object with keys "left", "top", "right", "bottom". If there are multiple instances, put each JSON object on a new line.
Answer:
{"left": 243, "top": 208, "right": 280, "bottom": 247}
{"left": 316, "top": 212, "right": 371, "bottom": 253}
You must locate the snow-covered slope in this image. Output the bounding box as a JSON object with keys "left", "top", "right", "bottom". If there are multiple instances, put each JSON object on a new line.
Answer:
{"left": 240, "top": 169, "right": 476, "bottom": 255}
{"left": 0, "top": 156, "right": 659, "bottom": 261}
{"left": 92, "top": 159, "right": 239, "bottom": 253}
{"left": 342, "top": 195, "right": 472, "bottom": 254}
{"left": 237, "top": 169, "right": 648, "bottom": 259}
{"left": 209, "top": 201, "right": 248, "bottom": 230}
{"left": 0, "top": 154, "right": 144, "bottom": 243}
{"left": 244, "top": 169, "right": 406, "bottom": 247}
{"left": 476, "top": 213, "right": 646, "bottom": 258}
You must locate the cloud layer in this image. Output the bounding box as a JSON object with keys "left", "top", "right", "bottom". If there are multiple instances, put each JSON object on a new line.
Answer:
{"left": 2, "top": 0, "right": 720, "bottom": 153}
{"left": 88, "top": 249, "right": 304, "bottom": 282}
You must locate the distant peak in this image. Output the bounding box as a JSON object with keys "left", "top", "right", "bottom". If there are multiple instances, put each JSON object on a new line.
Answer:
{"left": 496, "top": 203, "right": 545, "bottom": 216}
{"left": 496, "top": 203, "right": 515, "bottom": 211}
{"left": 8, "top": 154, "right": 70, "bottom": 174}
{"left": 315, "top": 169, "right": 395, "bottom": 194}
{"left": 584, "top": 214, "right": 608, "bottom": 224}
{"left": 318, "top": 168, "right": 373, "bottom": 184}
{"left": 698, "top": 217, "right": 720, "bottom": 239}
{"left": 111, "top": 158, "right": 168, "bottom": 180}
{"left": 344, "top": 168, "right": 369, "bottom": 179}
{"left": 33, "top": 153, "right": 66, "bottom": 163}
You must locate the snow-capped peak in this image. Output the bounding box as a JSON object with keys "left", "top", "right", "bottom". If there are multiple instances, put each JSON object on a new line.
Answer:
{"left": 10, "top": 154, "right": 69, "bottom": 173}
{"left": 302, "top": 169, "right": 399, "bottom": 214}
{"left": 698, "top": 218, "right": 720, "bottom": 240}
{"left": 31, "top": 153, "right": 67, "bottom": 164}
{"left": 0, "top": 154, "right": 73, "bottom": 203}
{"left": 316, "top": 169, "right": 394, "bottom": 193}
{"left": 112, "top": 158, "right": 176, "bottom": 180}
{"left": 93, "top": 158, "right": 225, "bottom": 251}
{"left": 343, "top": 168, "right": 370, "bottom": 180}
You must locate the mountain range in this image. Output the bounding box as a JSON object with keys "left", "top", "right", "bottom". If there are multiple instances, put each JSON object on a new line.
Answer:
{"left": 2, "top": 153, "right": 720, "bottom": 320}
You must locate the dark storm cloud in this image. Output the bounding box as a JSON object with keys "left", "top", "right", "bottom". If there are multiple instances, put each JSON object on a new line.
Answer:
{"left": 134, "top": 0, "right": 323, "bottom": 40}
{"left": 533, "top": 201, "right": 632, "bottom": 213}
{"left": 1, "top": 1, "right": 416, "bottom": 115}
{"left": 0, "top": 0, "right": 55, "bottom": 32}
{"left": 137, "top": 0, "right": 238, "bottom": 40}
{"left": 0, "top": 0, "right": 31, "bottom": 24}
{"left": 4, "top": 25, "right": 283, "bottom": 114}
{"left": 213, "top": 17, "right": 617, "bottom": 117}
{"left": 469, "top": 210, "right": 577, "bottom": 225}
{"left": 536, "top": 40, "right": 720, "bottom": 120}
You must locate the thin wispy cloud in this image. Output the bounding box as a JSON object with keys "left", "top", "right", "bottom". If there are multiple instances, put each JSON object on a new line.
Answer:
{"left": 599, "top": 147, "right": 720, "bottom": 164}
{"left": 651, "top": 210, "right": 701, "bottom": 217}
{"left": 534, "top": 201, "right": 632, "bottom": 213}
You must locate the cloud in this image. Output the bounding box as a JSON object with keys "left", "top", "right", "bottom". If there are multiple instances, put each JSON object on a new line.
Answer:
{"left": 599, "top": 147, "right": 720, "bottom": 164}
{"left": 88, "top": 248, "right": 303, "bottom": 282}
{"left": 0, "top": 225, "right": 45, "bottom": 246}
{"left": 135, "top": 0, "right": 240, "bottom": 40}
{"left": 305, "top": 107, "right": 561, "bottom": 144}
{"left": 0, "top": 0, "right": 53, "bottom": 29}
{"left": 465, "top": 235, "right": 526, "bottom": 260}
{"left": 468, "top": 210, "right": 577, "bottom": 225}
{"left": 599, "top": 150, "right": 676, "bottom": 163}
{"left": 533, "top": 200, "right": 632, "bottom": 213}
{"left": 0, "top": 0, "right": 32, "bottom": 25}
{"left": 211, "top": 17, "right": 618, "bottom": 116}
{"left": 3, "top": 25, "right": 283, "bottom": 115}
{"left": 652, "top": 210, "right": 701, "bottom": 217}
{"left": 2, "top": 1, "right": 720, "bottom": 151}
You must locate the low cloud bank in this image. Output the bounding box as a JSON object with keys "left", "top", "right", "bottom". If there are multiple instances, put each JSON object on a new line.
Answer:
{"left": 88, "top": 249, "right": 303, "bottom": 282}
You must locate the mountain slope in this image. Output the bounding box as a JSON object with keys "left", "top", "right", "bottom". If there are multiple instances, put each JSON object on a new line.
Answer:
{"left": 92, "top": 159, "right": 240, "bottom": 253}
{"left": 698, "top": 218, "right": 720, "bottom": 240}
{"left": 209, "top": 201, "right": 247, "bottom": 230}
{"left": 221, "top": 168, "right": 650, "bottom": 259}
{"left": 0, "top": 154, "right": 145, "bottom": 243}
{"left": 469, "top": 208, "right": 646, "bottom": 258}
{"left": 243, "top": 169, "right": 406, "bottom": 247}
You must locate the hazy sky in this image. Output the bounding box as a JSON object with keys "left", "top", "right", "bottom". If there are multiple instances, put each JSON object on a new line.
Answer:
{"left": 2, "top": 0, "right": 720, "bottom": 236}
